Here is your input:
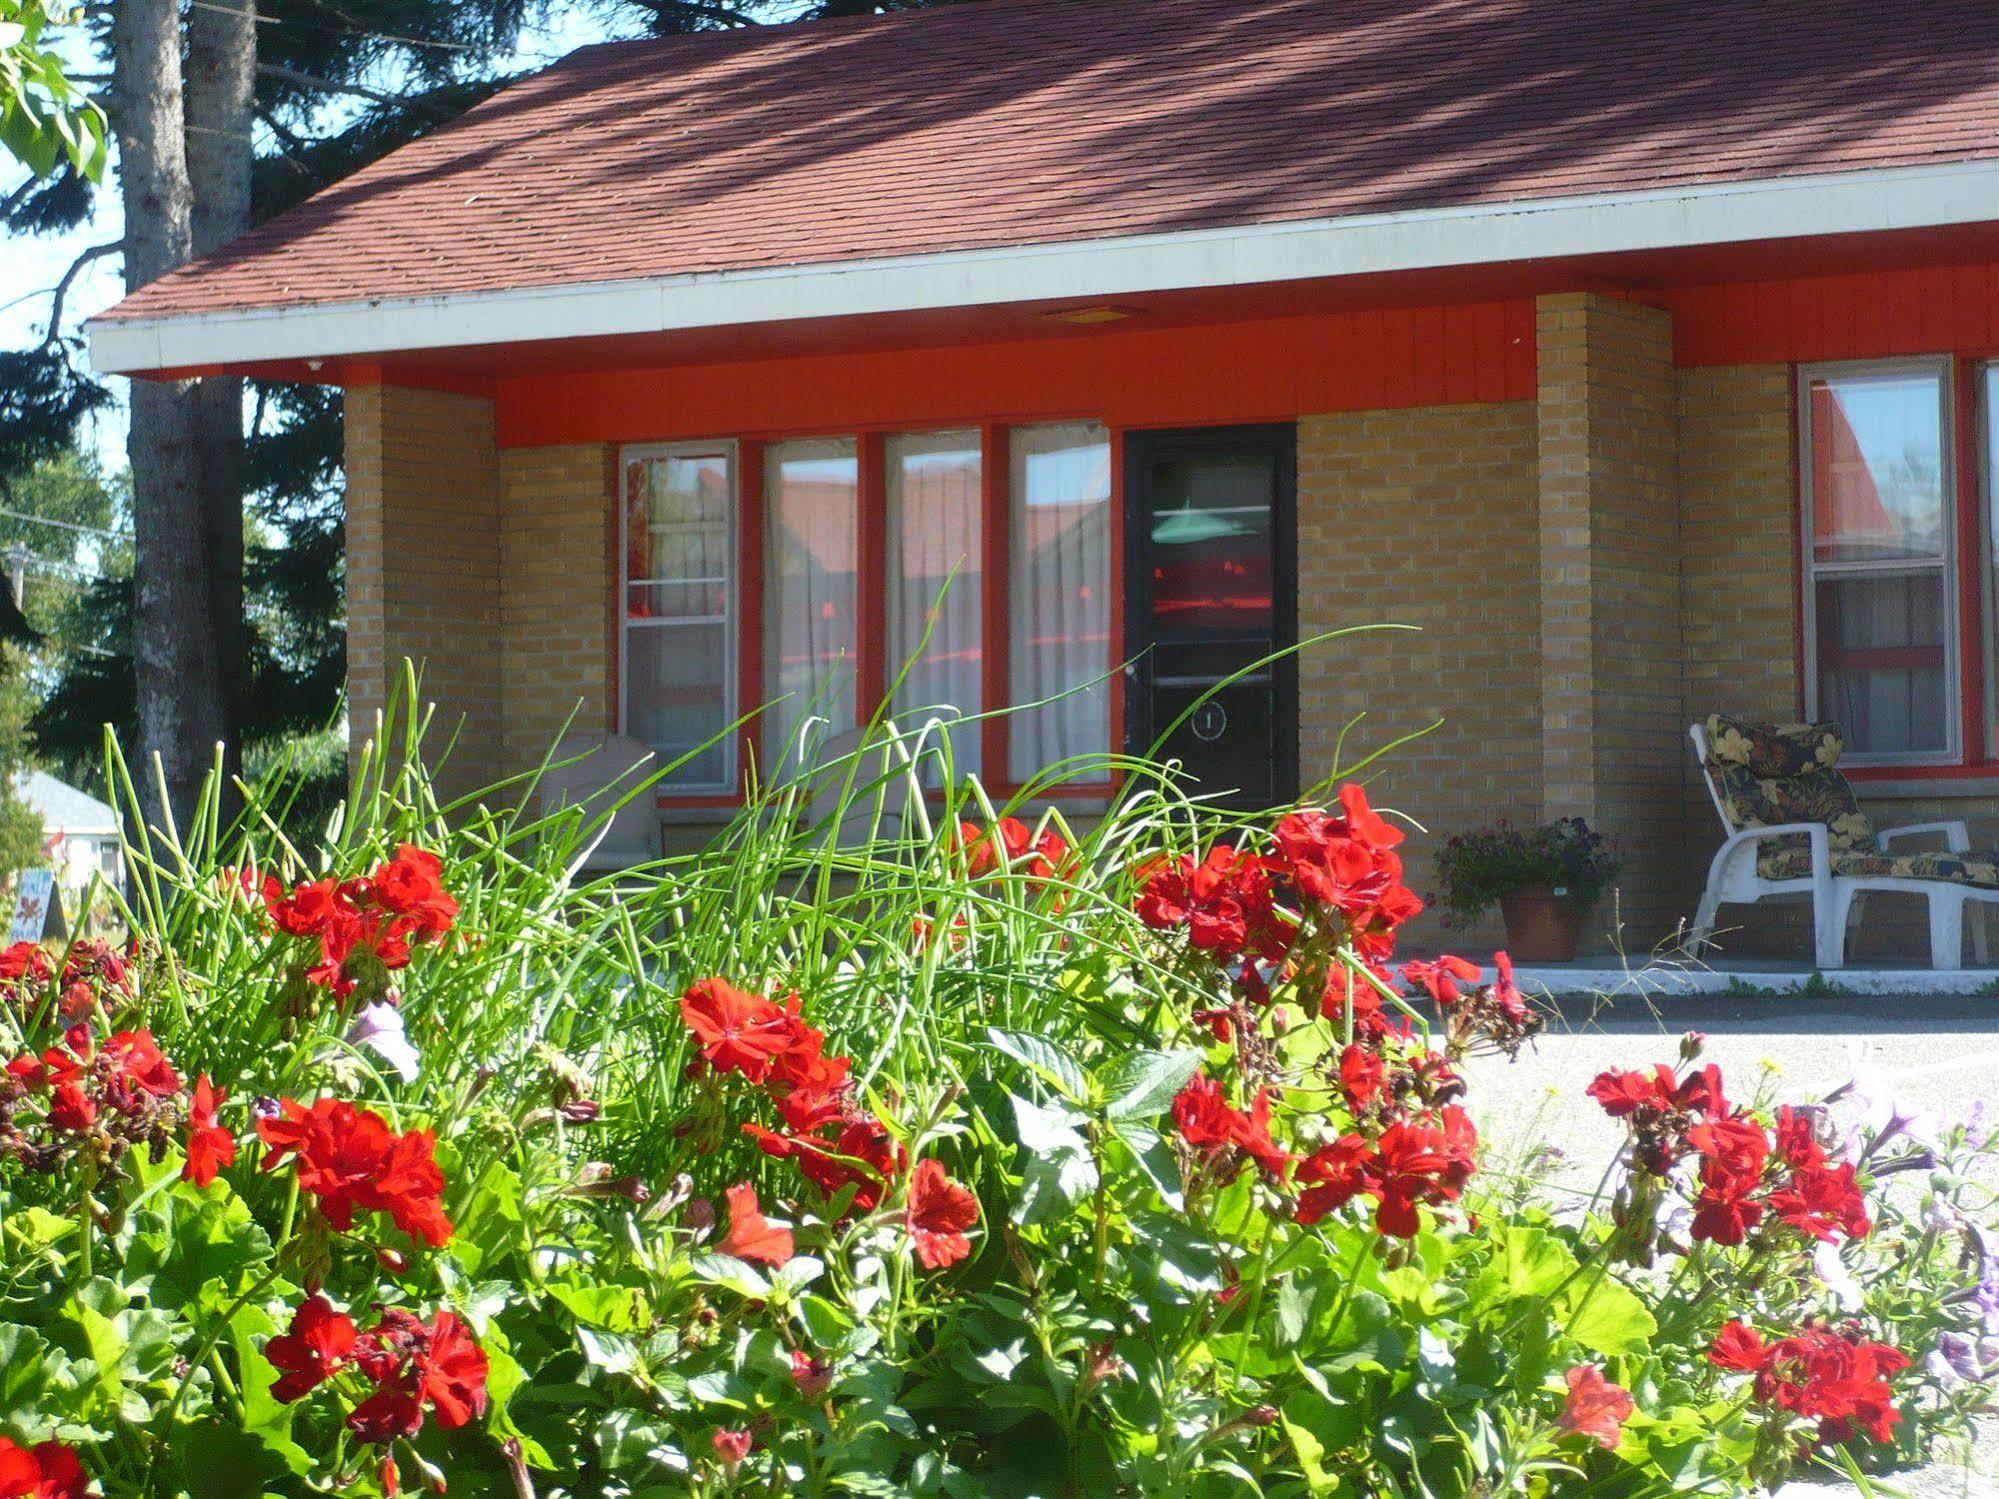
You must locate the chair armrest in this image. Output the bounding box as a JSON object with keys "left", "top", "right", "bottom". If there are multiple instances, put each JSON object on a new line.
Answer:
{"left": 1877, "top": 820, "right": 1972, "bottom": 853}
{"left": 1716, "top": 821, "right": 1832, "bottom": 878}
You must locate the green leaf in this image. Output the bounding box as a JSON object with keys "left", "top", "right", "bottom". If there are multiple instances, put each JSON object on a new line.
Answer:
{"left": 687, "top": 1254, "right": 771, "bottom": 1300}
{"left": 546, "top": 1282, "right": 653, "bottom": 1333}
{"left": 1558, "top": 1276, "right": 1656, "bottom": 1358}
{"left": 986, "top": 1028, "right": 1091, "bottom": 1103}
{"left": 1009, "top": 1093, "right": 1096, "bottom": 1225}
{"left": 1274, "top": 1275, "right": 1313, "bottom": 1349}
{"left": 1109, "top": 1118, "right": 1184, "bottom": 1211}
{"left": 1101, "top": 1049, "right": 1203, "bottom": 1120}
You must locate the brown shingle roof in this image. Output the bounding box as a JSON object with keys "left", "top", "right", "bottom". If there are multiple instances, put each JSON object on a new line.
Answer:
{"left": 102, "top": 0, "right": 1999, "bottom": 324}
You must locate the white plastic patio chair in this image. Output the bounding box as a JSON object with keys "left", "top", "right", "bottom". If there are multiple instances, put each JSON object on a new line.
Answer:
{"left": 537, "top": 732, "right": 661, "bottom": 875}
{"left": 1688, "top": 719, "right": 1995, "bottom": 970}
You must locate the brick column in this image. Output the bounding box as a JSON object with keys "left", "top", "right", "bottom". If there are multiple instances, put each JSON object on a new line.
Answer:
{"left": 499, "top": 444, "right": 616, "bottom": 772}
{"left": 1535, "top": 293, "right": 1684, "bottom": 948}
{"left": 343, "top": 383, "right": 503, "bottom": 799}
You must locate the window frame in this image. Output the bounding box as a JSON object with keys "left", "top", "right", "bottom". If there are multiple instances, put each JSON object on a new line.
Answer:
{"left": 1796, "top": 355, "right": 1961, "bottom": 768}
{"left": 616, "top": 438, "right": 741, "bottom": 794}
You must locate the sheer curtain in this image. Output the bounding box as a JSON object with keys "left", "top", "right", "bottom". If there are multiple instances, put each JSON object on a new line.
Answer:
{"left": 1009, "top": 423, "right": 1111, "bottom": 781}
{"left": 886, "top": 430, "right": 982, "bottom": 774}
{"left": 765, "top": 438, "right": 858, "bottom": 774}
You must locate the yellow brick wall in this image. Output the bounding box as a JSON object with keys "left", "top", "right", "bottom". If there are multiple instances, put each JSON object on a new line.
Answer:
{"left": 1536, "top": 294, "right": 1685, "bottom": 950}
{"left": 1296, "top": 402, "right": 1541, "bottom": 953}
{"left": 343, "top": 385, "right": 502, "bottom": 799}
{"left": 499, "top": 444, "right": 616, "bottom": 771}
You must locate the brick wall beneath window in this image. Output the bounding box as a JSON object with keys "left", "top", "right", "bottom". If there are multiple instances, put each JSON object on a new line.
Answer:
{"left": 1296, "top": 402, "right": 1542, "bottom": 953}
{"left": 498, "top": 444, "right": 616, "bottom": 771}
{"left": 344, "top": 384, "right": 502, "bottom": 800}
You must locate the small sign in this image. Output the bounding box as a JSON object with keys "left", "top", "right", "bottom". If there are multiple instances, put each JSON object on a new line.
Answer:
{"left": 9, "top": 869, "right": 64, "bottom": 944}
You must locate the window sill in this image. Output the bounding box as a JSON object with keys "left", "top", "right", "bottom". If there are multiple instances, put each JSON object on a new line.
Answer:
{"left": 1847, "top": 774, "right": 1999, "bottom": 800}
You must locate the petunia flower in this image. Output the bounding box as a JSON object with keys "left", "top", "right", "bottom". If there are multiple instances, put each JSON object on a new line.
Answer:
{"left": 348, "top": 1002, "right": 422, "bottom": 1084}
{"left": 1557, "top": 1365, "right": 1634, "bottom": 1450}
{"left": 717, "top": 1182, "right": 794, "bottom": 1266}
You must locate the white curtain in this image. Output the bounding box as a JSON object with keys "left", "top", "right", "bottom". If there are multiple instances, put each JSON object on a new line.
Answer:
{"left": 886, "top": 430, "right": 983, "bottom": 775}
{"left": 1009, "top": 423, "right": 1111, "bottom": 781}
{"left": 765, "top": 438, "right": 858, "bottom": 773}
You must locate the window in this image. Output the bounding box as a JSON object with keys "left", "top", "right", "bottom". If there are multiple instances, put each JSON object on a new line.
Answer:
{"left": 1009, "top": 422, "right": 1113, "bottom": 781}
{"left": 764, "top": 438, "right": 860, "bottom": 771}
{"left": 885, "top": 430, "right": 983, "bottom": 772}
{"left": 620, "top": 443, "right": 736, "bottom": 789}
{"left": 1801, "top": 361, "right": 1955, "bottom": 763}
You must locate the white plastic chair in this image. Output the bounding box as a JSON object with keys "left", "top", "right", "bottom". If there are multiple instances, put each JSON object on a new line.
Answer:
{"left": 1688, "top": 722, "right": 1994, "bottom": 969}
{"left": 538, "top": 732, "right": 660, "bottom": 875}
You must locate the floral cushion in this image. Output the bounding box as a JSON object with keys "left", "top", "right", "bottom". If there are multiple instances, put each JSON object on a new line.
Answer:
{"left": 1702, "top": 714, "right": 1999, "bottom": 887}
{"left": 1756, "top": 845, "right": 1999, "bottom": 889}
{"left": 1700, "top": 715, "right": 1875, "bottom": 879}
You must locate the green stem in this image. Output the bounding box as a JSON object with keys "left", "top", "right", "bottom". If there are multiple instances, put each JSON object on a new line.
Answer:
{"left": 147, "top": 1262, "right": 285, "bottom": 1488}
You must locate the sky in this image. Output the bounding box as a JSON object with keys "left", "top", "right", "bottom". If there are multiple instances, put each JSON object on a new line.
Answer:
{"left": 0, "top": 6, "right": 620, "bottom": 472}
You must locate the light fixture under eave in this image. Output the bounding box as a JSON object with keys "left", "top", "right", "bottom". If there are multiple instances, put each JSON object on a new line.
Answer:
{"left": 1041, "top": 304, "right": 1136, "bottom": 326}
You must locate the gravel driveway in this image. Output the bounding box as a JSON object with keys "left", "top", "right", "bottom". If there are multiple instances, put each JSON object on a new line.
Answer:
{"left": 1451, "top": 990, "right": 1999, "bottom": 1497}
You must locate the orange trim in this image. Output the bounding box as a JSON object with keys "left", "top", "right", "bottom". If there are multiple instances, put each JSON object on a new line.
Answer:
{"left": 1106, "top": 425, "right": 1128, "bottom": 790}
{"left": 856, "top": 432, "right": 887, "bottom": 720}
{"left": 737, "top": 440, "right": 766, "bottom": 792}
{"left": 981, "top": 423, "right": 1010, "bottom": 782}
{"left": 1665, "top": 264, "right": 1999, "bottom": 368}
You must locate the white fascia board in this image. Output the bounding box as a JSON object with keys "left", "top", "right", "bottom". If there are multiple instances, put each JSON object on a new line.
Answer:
{"left": 87, "top": 157, "right": 1999, "bottom": 376}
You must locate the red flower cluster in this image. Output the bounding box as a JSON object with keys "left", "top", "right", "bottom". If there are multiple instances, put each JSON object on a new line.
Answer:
{"left": 958, "top": 816, "right": 1071, "bottom": 883}
{"left": 1710, "top": 1320, "right": 1909, "bottom": 1445}
{"left": 1591, "top": 1061, "right": 1870, "bottom": 1251}
{"left": 258, "top": 1097, "right": 453, "bottom": 1247}
{"left": 0, "top": 938, "right": 134, "bottom": 1027}
{"left": 1403, "top": 951, "right": 1543, "bottom": 1059}
{"left": 905, "top": 1158, "right": 980, "bottom": 1270}
{"left": 1266, "top": 784, "right": 1421, "bottom": 960}
{"left": 1170, "top": 1072, "right": 1293, "bottom": 1182}
{"left": 0, "top": 1437, "right": 86, "bottom": 1499}
{"left": 1135, "top": 845, "right": 1294, "bottom": 964}
{"left": 261, "top": 845, "right": 458, "bottom": 1000}
{"left": 3, "top": 1023, "right": 185, "bottom": 1174}
{"left": 266, "top": 1295, "right": 489, "bottom": 1443}
{"left": 1295, "top": 1107, "right": 1478, "bottom": 1236}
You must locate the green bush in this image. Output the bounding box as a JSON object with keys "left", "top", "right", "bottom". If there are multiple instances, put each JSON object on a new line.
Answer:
{"left": 0, "top": 684, "right": 1990, "bottom": 1497}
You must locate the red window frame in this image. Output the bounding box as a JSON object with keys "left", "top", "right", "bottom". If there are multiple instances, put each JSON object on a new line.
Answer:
{"left": 624, "top": 418, "right": 1125, "bottom": 809}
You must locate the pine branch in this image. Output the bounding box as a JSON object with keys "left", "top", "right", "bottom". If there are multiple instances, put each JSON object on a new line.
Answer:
{"left": 257, "top": 62, "right": 456, "bottom": 119}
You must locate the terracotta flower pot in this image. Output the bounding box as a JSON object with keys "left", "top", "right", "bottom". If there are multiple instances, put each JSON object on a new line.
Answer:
{"left": 1499, "top": 883, "right": 1582, "bottom": 963}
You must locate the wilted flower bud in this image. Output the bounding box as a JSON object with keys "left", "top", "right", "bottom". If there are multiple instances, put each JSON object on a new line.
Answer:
{"left": 376, "top": 1246, "right": 410, "bottom": 1275}
{"left": 684, "top": 1196, "right": 716, "bottom": 1234}
{"left": 1679, "top": 1031, "right": 1706, "bottom": 1062}
{"left": 1246, "top": 1404, "right": 1279, "bottom": 1427}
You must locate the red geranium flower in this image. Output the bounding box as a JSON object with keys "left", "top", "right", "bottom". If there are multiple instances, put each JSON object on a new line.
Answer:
{"left": 183, "top": 1074, "right": 236, "bottom": 1187}
{"left": 266, "top": 1294, "right": 359, "bottom": 1403}
{"left": 1399, "top": 955, "right": 1481, "bottom": 1007}
{"left": 718, "top": 1182, "right": 794, "bottom": 1266}
{"left": 1558, "top": 1365, "right": 1634, "bottom": 1450}
{"left": 0, "top": 1437, "right": 87, "bottom": 1499}
{"left": 264, "top": 876, "right": 345, "bottom": 937}
{"left": 712, "top": 1428, "right": 752, "bottom": 1469}
{"left": 258, "top": 1097, "right": 452, "bottom": 1247}
{"left": 1709, "top": 1321, "right": 1909, "bottom": 1446}
{"left": 1170, "top": 1074, "right": 1293, "bottom": 1179}
{"left": 1134, "top": 845, "right": 1293, "bottom": 962}
{"left": 1768, "top": 1158, "right": 1871, "bottom": 1243}
{"left": 905, "top": 1158, "right": 980, "bottom": 1270}
{"left": 347, "top": 1308, "right": 489, "bottom": 1443}
{"left": 681, "top": 979, "right": 802, "bottom": 1083}
{"left": 370, "top": 845, "right": 459, "bottom": 940}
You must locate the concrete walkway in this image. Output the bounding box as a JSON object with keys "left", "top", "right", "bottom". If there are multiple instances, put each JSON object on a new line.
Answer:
{"left": 1451, "top": 991, "right": 1999, "bottom": 1496}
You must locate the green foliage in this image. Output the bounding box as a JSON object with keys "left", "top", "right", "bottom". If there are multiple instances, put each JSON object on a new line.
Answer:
{"left": 0, "top": 1, "right": 103, "bottom": 180}
{"left": 1433, "top": 815, "right": 1623, "bottom": 926}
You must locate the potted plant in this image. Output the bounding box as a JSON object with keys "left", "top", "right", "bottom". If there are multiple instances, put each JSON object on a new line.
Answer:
{"left": 1433, "top": 816, "right": 1621, "bottom": 962}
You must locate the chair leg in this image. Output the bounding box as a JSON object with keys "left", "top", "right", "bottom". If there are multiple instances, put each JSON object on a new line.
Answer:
{"left": 1927, "top": 892, "right": 1965, "bottom": 971}
{"left": 1689, "top": 882, "right": 1721, "bottom": 957}
{"left": 1813, "top": 887, "right": 1846, "bottom": 971}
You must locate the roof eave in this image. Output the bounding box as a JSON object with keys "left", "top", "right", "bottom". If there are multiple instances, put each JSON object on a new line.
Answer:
{"left": 86, "top": 158, "right": 1999, "bottom": 378}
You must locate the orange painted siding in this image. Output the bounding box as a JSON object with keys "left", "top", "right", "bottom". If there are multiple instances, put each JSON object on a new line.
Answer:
{"left": 492, "top": 300, "right": 1539, "bottom": 449}
{"left": 1662, "top": 262, "right": 1999, "bottom": 367}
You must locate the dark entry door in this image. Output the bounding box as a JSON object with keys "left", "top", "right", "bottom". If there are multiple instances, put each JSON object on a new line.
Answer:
{"left": 1124, "top": 425, "right": 1298, "bottom": 807}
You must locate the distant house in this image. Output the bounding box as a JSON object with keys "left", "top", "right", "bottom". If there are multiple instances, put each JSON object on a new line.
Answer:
{"left": 83, "top": 0, "right": 1999, "bottom": 947}
{"left": 18, "top": 770, "right": 120, "bottom": 890}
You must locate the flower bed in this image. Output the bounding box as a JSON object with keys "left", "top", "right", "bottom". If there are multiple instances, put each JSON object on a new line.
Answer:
{"left": 0, "top": 733, "right": 1992, "bottom": 1497}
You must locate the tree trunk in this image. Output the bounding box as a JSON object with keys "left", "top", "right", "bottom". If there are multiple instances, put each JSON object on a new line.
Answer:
{"left": 113, "top": 0, "right": 225, "bottom": 834}
{"left": 186, "top": 0, "right": 256, "bottom": 804}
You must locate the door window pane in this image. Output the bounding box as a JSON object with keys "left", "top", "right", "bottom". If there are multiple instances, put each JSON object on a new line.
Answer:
{"left": 1146, "top": 449, "right": 1275, "bottom": 637}
{"left": 1009, "top": 423, "right": 1111, "bottom": 781}
{"left": 766, "top": 438, "right": 859, "bottom": 771}
{"left": 886, "top": 430, "right": 982, "bottom": 774}
{"left": 622, "top": 449, "right": 734, "bottom": 787}
{"left": 626, "top": 620, "right": 731, "bottom": 787}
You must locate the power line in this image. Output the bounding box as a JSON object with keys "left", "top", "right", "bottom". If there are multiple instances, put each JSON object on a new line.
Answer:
{"left": 0, "top": 507, "right": 130, "bottom": 542}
